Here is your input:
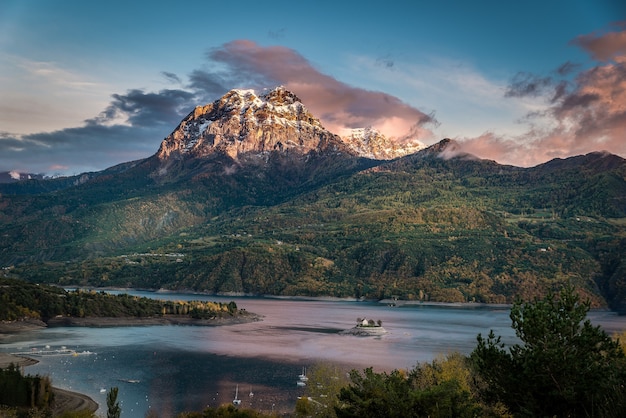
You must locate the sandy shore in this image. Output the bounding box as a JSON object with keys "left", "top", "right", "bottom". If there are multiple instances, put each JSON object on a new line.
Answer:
{"left": 0, "top": 319, "right": 47, "bottom": 342}
{"left": 51, "top": 387, "right": 99, "bottom": 416}
{"left": 0, "top": 352, "right": 39, "bottom": 368}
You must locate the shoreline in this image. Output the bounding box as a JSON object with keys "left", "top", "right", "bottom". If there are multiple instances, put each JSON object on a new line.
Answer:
{"left": 45, "top": 311, "right": 262, "bottom": 328}
{"left": 0, "top": 319, "right": 47, "bottom": 342}
{"left": 0, "top": 312, "right": 260, "bottom": 339}
{"left": 0, "top": 353, "right": 99, "bottom": 416}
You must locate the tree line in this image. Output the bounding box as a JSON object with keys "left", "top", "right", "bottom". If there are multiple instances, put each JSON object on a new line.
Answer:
{"left": 0, "top": 278, "right": 238, "bottom": 321}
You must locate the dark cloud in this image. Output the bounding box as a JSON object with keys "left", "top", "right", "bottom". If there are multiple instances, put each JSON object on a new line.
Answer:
{"left": 0, "top": 88, "right": 196, "bottom": 175}
{"left": 161, "top": 71, "right": 182, "bottom": 84}
{"left": 504, "top": 72, "right": 554, "bottom": 98}
{"left": 556, "top": 61, "right": 580, "bottom": 76}
{"left": 101, "top": 89, "right": 194, "bottom": 128}
{"left": 550, "top": 80, "right": 569, "bottom": 103}
{"left": 0, "top": 124, "right": 163, "bottom": 176}
{"left": 187, "top": 69, "right": 231, "bottom": 101}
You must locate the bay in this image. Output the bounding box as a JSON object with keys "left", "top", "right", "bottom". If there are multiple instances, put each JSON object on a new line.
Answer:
{"left": 2, "top": 291, "right": 625, "bottom": 417}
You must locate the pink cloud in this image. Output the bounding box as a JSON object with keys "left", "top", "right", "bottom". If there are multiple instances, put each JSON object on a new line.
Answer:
{"left": 209, "top": 40, "right": 437, "bottom": 141}
{"left": 572, "top": 22, "right": 626, "bottom": 61}
{"left": 458, "top": 28, "right": 626, "bottom": 167}
{"left": 49, "top": 164, "right": 69, "bottom": 171}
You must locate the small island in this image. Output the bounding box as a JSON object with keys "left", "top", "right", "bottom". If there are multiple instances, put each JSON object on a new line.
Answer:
{"left": 340, "top": 317, "right": 387, "bottom": 336}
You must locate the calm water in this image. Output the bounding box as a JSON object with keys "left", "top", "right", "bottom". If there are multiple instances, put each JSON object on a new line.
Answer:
{"left": 2, "top": 292, "right": 625, "bottom": 417}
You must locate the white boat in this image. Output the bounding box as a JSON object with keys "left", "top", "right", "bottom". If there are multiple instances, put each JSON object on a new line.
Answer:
{"left": 298, "top": 367, "right": 309, "bottom": 382}
{"left": 233, "top": 384, "right": 242, "bottom": 406}
{"left": 297, "top": 366, "right": 309, "bottom": 386}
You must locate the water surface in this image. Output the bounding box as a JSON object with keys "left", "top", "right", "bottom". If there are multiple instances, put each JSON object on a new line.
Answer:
{"left": 2, "top": 293, "right": 624, "bottom": 417}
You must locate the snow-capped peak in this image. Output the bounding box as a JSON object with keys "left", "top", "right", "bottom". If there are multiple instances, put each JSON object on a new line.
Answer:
{"left": 341, "top": 127, "right": 425, "bottom": 160}
{"left": 156, "top": 87, "right": 341, "bottom": 162}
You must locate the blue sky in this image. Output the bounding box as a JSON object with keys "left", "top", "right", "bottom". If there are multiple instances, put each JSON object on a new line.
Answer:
{"left": 1, "top": 0, "right": 625, "bottom": 176}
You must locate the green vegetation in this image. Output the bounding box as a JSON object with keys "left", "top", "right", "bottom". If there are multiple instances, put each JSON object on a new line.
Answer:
{"left": 295, "top": 362, "right": 350, "bottom": 417}
{"left": 1, "top": 146, "right": 625, "bottom": 309}
{"left": 0, "top": 278, "right": 241, "bottom": 322}
{"left": 472, "top": 285, "right": 626, "bottom": 417}
{"left": 0, "top": 364, "right": 54, "bottom": 412}
{"left": 106, "top": 387, "right": 121, "bottom": 418}
{"left": 176, "top": 404, "right": 276, "bottom": 417}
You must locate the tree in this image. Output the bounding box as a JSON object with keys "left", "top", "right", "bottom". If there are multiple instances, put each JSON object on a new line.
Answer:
{"left": 335, "top": 368, "right": 413, "bottom": 418}
{"left": 295, "top": 362, "right": 349, "bottom": 417}
{"left": 335, "top": 354, "right": 487, "bottom": 418}
{"left": 106, "top": 387, "right": 121, "bottom": 418}
{"left": 472, "top": 285, "right": 626, "bottom": 417}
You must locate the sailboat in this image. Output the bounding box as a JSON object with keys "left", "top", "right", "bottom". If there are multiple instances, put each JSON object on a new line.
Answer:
{"left": 233, "top": 384, "right": 242, "bottom": 406}
{"left": 297, "top": 366, "right": 309, "bottom": 386}
{"left": 299, "top": 367, "right": 309, "bottom": 381}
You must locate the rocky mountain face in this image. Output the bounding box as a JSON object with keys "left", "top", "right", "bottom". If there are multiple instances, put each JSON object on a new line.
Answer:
{"left": 341, "top": 127, "right": 425, "bottom": 160}
{"left": 156, "top": 87, "right": 353, "bottom": 163}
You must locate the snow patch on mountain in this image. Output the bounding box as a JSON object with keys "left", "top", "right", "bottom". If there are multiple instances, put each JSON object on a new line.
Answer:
{"left": 341, "top": 127, "right": 425, "bottom": 160}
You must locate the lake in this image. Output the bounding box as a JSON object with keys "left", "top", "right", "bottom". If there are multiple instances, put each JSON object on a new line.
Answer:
{"left": 2, "top": 292, "right": 625, "bottom": 417}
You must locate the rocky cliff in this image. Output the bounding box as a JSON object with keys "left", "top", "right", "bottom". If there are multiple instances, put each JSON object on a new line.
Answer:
{"left": 156, "top": 87, "right": 352, "bottom": 162}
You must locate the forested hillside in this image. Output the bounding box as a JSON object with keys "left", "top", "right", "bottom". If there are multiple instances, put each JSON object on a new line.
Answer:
{"left": 1, "top": 141, "right": 625, "bottom": 310}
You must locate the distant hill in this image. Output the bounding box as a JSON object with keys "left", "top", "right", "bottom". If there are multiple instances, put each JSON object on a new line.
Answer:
{"left": 1, "top": 87, "right": 625, "bottom": 311}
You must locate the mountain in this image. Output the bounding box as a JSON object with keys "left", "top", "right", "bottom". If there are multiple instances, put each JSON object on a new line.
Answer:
{"left": 1, "top": 87, "right": 626, "bottom": 311}
{"left": 341, "top": 127, "right": 425, "bottom": 160}
{"left": 156, "top": 87, "right": 352, "bottom": 162}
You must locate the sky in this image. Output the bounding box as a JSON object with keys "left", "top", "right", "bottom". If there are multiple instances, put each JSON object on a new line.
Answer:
{"left": 1, "top": 0, "right": 625, "bottom": 177}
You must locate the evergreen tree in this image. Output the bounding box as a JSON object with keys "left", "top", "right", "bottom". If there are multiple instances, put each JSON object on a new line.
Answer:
{"left": 106, "top": 387, "right": 121, "bottom": 418}
{"left": 472, "top": 285, "right": 626, "bottom": 417}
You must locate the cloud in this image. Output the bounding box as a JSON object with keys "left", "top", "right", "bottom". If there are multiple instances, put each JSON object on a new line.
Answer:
{"left": 571, "top": 22, "right": 626, "bottom": 61}
{"left": 198, "top": 40, "right": 437, "bottom": 140}
{"left": 94, "top": 89, "right": 195, "bottom": 128}
{"left": 161, "top": 71, "right": 182, "bottom": 84}
{"left": 0, "top": 88, "right": 195, "bottom": 175}
{"left": 504, "top": 72, "right": 554, "bottom": 98}
{"left": 458, "top": 26, "right": 626, "bottom": 167}
{"left": 1, "top": 39, "right": 437, "bottom": 176}
{"left": 9, "top": 32, "right": 625, "bottom": 176}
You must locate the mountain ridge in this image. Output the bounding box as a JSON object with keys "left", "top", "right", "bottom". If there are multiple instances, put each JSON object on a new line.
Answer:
{"left": 1, "top": 87, "right": 625, "bottom": 311}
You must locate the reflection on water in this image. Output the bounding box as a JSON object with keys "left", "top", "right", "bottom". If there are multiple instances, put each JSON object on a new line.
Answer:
{"left": 2, "top": 292, "right": 625, "bottom": 417}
